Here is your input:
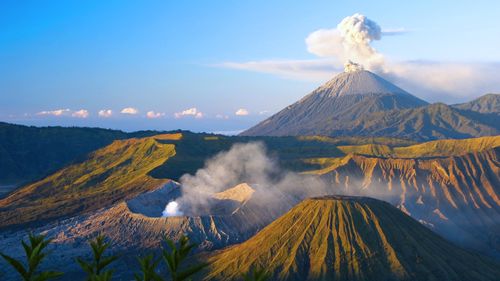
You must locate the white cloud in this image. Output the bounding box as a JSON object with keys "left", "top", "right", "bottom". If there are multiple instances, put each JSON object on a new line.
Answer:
{"left": 72, "top": 109, "right": 89, "bottom": 118}
{"left": 174, "top": 107, "right": 203, "bottom": 119}
{"left": 36, "top": 109, "right": 70, "bottom": 117}
{"left": 385, "top": 61, "right": 500, "bottom": 100}
{"left": 259, "top": 110, "right": 271, "bottom": 115}
{"left": 219, "top": 59, "right": 339, "bottom": 81}
{"left": 146, "top": 111, "right": 165, "bottom": 119}
{"left": 381, "top": 28, "right": 408, "bottom": 36}
{"left": 98, "top": 109, "right": 113, "bottom": 118}
{"left": 216, "top": 114, "right": 229, "bottom": 120}
{"left": 235, "top": 108, "right": 249, "bottom": 116}
{"left": 222, "top": 59, "right": 500, "bottom": 102}
{"left": 121, "top": 107, "right": 139, "bottom": 115}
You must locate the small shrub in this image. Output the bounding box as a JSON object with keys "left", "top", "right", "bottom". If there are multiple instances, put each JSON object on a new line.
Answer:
{"left": 134, "top": 254, "right": 164, "bottom": 281}
{"left": 0, "top": 233, "right": 63, "bottom": 281}
{"left": 162, "top": 235, "right": 208, "bottom": 281}
{"left": 76, "top": 234, "right": 118, "bottom": 281}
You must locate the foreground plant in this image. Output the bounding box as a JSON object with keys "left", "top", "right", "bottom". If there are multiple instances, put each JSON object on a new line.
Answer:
{"left": 134, "top": 254, "right": 164, "bottom": 281}
{"left": 162, "top": 235, "right": 208, "bottom": 281}
{"left": 243, "top": 267, "right": 271, "bottom": 281}
{"left": 0, "top": 233, "right": 63, "bottom": 281}
{"left": 77, "top": 234, "right": 118, "bottom": 281}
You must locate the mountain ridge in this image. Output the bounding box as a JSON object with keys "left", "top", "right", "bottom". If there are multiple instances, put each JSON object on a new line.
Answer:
{"left": 206, "top": 196, "right": 500, "bottom": 281}
{"left": 241, "top": 71, "right": 500, "bottom": 140}
{"left": 453, "top": 93, "right": 500, "bottom": 114}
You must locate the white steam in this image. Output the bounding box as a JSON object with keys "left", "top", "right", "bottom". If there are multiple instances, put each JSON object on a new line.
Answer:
{"left": 175, "top": 142, "right": 331, "bottom": 215}
{"left": 344, "top": 60, "right": 364, "bottom": 73}
{"left": 162, "top": 201, "right": 183, "bottom": 217}
{"left": 171, "top": 141, "right": 450, "bottom": 237}
{"left": 306, "top": 13, "right": 387, "bottom": 71}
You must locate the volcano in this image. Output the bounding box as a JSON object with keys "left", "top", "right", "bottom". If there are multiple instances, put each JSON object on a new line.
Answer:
{"left": 205, "top": 196, "right": 500, "bottom": 281}
{"left": 241, "top": 69, "right": 428, "bottom": 136}
{"left": 241, "top": 69, "right": 500, "bottom": 140}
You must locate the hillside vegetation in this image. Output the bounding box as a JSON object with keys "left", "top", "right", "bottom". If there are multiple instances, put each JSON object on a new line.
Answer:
{"left": 1, "top": 132, "right": 498, "bottom": 230}
{"left": 0, "top": 122, "right": 163, "bottom": 186}
{"left": 0, "top": 134, "right": 178, "bottom": 228}
{"left": 305, "top": 146, "right": 500, "bottom": 257}
{"left": 337, "top": 135, "right": 500, "bottom": 158}
{"left": 206, "top": 196, "right": 500, "bottom": 281}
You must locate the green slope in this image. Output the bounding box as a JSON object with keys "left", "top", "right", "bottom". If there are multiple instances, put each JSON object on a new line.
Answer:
{"left": 0, "top": 134, "right": 179, "bottom": 229}
{"left": 2, "top": 132, "right": 498, "bottom": 230}
{"left": 0, "top": 122, "right": 162, "bottom": 186}
{"left": 336, "top": 135, "right": 500, "bottom": 158}
{"left": 206, "top": 196, "right": 500, "bottom": 281}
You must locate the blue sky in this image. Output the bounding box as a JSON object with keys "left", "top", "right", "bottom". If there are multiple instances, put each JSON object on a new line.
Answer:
{"left": 1, "top": 1, "right": 500, "bottom": 132}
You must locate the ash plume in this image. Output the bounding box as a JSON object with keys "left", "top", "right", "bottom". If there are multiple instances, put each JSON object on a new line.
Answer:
{"left": 306, "top": 13, "right": 390, "bottom": 71}
{"left": 175, "top": 142, "right": 331, "bottom": 215}
{"left": 173, "top": 142, "right": 419, "bottom": 218}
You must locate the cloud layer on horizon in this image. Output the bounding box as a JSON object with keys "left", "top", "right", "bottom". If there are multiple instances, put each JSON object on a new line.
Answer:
{"left": 235, "top": 108, "right": 250, "bottom": 116}
{"left": 98, "top": 109, "right": 113, "bottom": 118}
{"left": 121, "top": 107, "right": 139, "bottom": 115}
{"left": 71, "top": 109, "right": 89, "bottom": 118}
{"left": 174, "top": 107, "right": 204, "bottom": 119}
{"left": 146, "top": 111, "right": 165, "bottom": 119}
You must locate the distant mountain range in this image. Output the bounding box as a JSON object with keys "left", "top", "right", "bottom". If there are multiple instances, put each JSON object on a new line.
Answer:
{"left": 453, "top": 93, "right": 500, "bottom": 114}
{"left": 241, "top": 70, "right": 500, "bottom": 140}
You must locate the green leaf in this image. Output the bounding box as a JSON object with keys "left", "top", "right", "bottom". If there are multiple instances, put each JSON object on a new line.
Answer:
{"left": 77, "top": 235, "right": 117, "bottom": 281}
{"left": 2, "top": 233, "right": 62, "bottom": 281}
{"left": 1, "top": 253, "right": 28, "bottom": 279}
{"left": 33, "top": 270, "right": 64, "bottom": 281}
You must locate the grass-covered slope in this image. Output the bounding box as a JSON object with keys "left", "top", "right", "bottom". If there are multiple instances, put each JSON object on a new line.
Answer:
{"left": 0, "top": 134, "right": 179, "bottom": 229}
{"left": 336, "top": 135, "right": 500, "bottom": 158}
{"left": 2, "top": 133, "right": 498, "bottom": 231}
{"left": 305, "top": 144, "right": 500, "bottom": 258}
{"left": 0, "top": 131, "right": 352, "bottom": 229}
{"left": 0, "top": 122, "right": 164, "bottom": 186}
{"left": 206, "top": 196, "right": 500, "bottom": 281}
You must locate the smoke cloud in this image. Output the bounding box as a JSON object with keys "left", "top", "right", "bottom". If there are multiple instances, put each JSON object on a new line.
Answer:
{"left": 306, "top": 13, "right": 388, "bottom": 71}
{"left": 171, "top": 142, "right": 409, "bottom": 213}
{"left": 158, "top": 143, "right": 492, "bottom": 256}
{"left": 175, "top": 142, "right": 331, "bottom": 215}
{"left": 162, "top": 201, "right": 183, "bottom": 217}
{"left": 344, "top": 60, "right": 364, "bottom": 73}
